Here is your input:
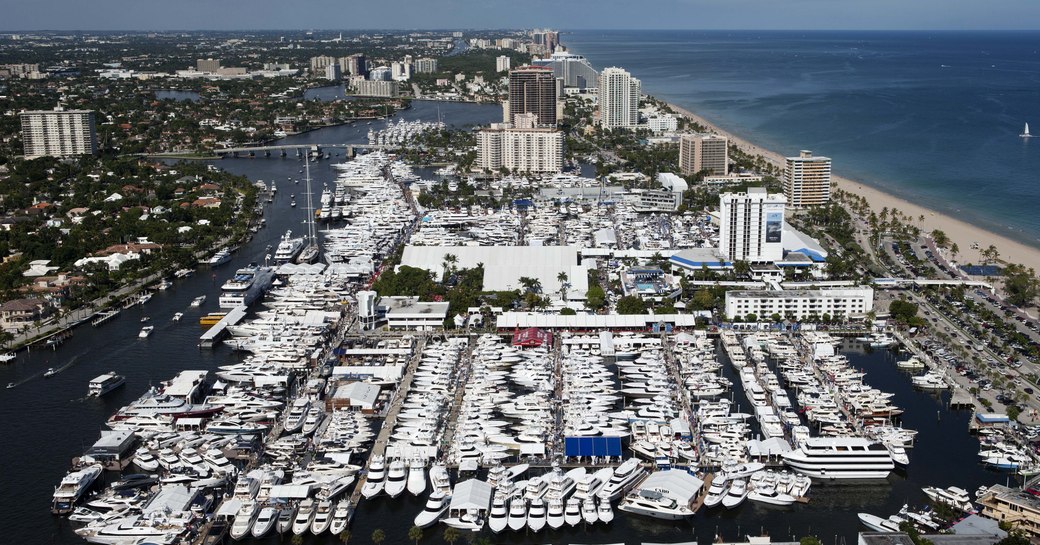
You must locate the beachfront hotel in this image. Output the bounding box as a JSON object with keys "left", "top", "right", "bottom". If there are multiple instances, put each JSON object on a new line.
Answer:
{"left": 680, "top": 133, "right": 729, "bottom": 176}
{"left": 477, "top": 114, "right": 564, "bottom": 174}
{"left": 598, "top": 67, "right": 641, "bottom": 130}
{"left": 783, "top": 150, "right": 832, "bottom": 207}
{"left": 719, "top": 187, "right": 787, "bottom": 263}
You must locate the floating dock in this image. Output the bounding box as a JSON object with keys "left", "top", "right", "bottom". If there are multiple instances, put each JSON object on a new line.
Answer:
{"left": 198, "top": 306, "right": 247, "bottom": 349}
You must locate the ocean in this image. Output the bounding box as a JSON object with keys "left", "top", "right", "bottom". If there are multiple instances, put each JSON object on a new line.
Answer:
{"left": 564, "top": 30, "right": 1040, "bottom": 248}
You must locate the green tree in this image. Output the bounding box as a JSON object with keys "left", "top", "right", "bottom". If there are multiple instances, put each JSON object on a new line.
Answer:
{"left": 442, "top": 526, "right": 461, "bottom": 545}
{"left": 745, "top": 313, "right": 758, "bottom": 323}
{"left": 291, "top": 535, "right": 305, "bottom": 545}
{"left": 372, "top": 528, "right": 385, "bottom": 545}
{"left": 931, "top": 229, "right": 949, "bottom": 249}
{"left": 519, "top": 276, "right": 542, "bottom": 294}
{"left": 339, "top": 530, "right": 352, "bottom": 544}
{"left": 616, "top": 295, "right": 647, "bottom": 315}
{"left": 586, "top": 285, "right": 606, "bottom": 310}
{"left": 560, "top": 307, "right": 577, "bottom": 315}
{"left": 557, "top": 272, "right": 569, "bottom": 300}
{"left": 408, "top": 525, "right": 423, "bottom": 545}
{"left": 1003, "top": 264, "right": 1040, "bottom": 307}
{"left": 733, "top": 260, "right": 752, "bottom": 279}
{"left": 800, "top": 537, "right": 822, "bottom": 545}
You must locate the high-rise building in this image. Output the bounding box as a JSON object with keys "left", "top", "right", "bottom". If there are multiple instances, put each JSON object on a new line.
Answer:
{"left": 324, "top": 64, "right": 341, "bottom": 81}
{"left": 368, "top": 66, "right": 392, "bottom": 81}
{"left": 309, "top": 55, "right": 336, "bottom": 74}
{"left": 196, "top": 58, "right": 220, "bottom": 73}
{"left": 532, "top": 50, "right": 599, "bottom": 89}
{"left": 352, "top": 80, "right": 400, "bottom": 98}
{"left": 598, "top": 67, "right": 640, "bottom": 130}
{"left": 507, "top": 66, "right": 557, "bottom": 126}
{"left": 783, "top": 150, "right": 832, "bottom": 207}
{"left": 415, "top": 58, "right": 438, "bottom": 73}
{"left": 496, "top": 55, "right": 511, "bottom": 73}
{"left": 531, "top": 29, "right": 560, "bottom": 53}
{"left": 477, "top": 121, "right": 564, "bottom": 173}
{"left": 719, "top": 187, "right": 786, "bottom": 263}
{"left": 680, "top": 134, "right": 729, "bottom": 176}
{"left": 391, "top": 61, "right": 412, "bottom": 81}
{"left": 340, "top": 54, "right": 366, "bottom": 77}
{"left": 20, "top": 108, "right": 98, "bottom": 158}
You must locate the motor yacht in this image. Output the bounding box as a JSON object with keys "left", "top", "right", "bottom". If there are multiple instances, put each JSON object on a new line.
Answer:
{"left": 361, "top": 456, "right": 386, "bottom": 499}
{"left": 619, "top": 488, "right": 694, "bottom": 520}
{"left": 251, "top": 506, "right": 279, "bottom": 538}
{"left": 292, "top": 498, "right": 316, "bottom": 535}
{"left": 310, "top": 499, "right": 334, "bottom": 535}
{"left": 229, "top": 501, "right": 259, "bottom": 540}
{"left": 722, "top": 478, "right": 749, "bottom": 508}
{"left": 597, "top": 458, "right": 646, "bottom": 501}
{"left": 415, "top": 490, "right": 450, "bottom": 528}
{"left": 329, "top": 501, "right": 352, "bottom": 535}
{"left": 51, "top": 463, "right": 103, "bottom": 515}
{"left": 488, "top": 497, "right": 508, "bottom": 533}
{"left": 384, "top": 459, "right": 407, "bottom": 498}
{"left": 527, "top": 498, "right": 547, "bottom": 531}
{"left": 782, "top": 437, "right": 895, "bottom": 479}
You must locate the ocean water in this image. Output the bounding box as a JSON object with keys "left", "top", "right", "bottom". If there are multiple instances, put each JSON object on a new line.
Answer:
{"left": 564, "top": 30, "right": 1040, "bottom": 247}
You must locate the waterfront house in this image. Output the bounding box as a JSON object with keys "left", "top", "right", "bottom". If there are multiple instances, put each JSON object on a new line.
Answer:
{"left": 976, "top": 484, "right": 1040, "bottom": 537}
{"left": 0, "top": 297, "right": 53, "bottom": 332}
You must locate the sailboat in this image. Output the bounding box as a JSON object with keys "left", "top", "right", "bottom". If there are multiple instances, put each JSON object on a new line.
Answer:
{"left": 295, "top": 160, "right": 320, "bottom": 264}
{"left": 1021, "top": 123, "right": 1033, "bottom": 138}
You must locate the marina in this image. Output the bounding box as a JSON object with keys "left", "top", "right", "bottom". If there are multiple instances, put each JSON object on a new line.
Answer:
{"left": 0, "top": 101, "right": 1028, "bottom": 545}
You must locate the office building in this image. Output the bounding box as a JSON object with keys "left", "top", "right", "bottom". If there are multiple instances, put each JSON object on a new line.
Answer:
{"left": 196, "top": 59, "right": 220, "bottom": 73}
{"left": 352, "top": 80, "right": 399, "bottom": 98}
{"left": 719, "top": 187, "right": 786, "bottom": 263}
{"left": 507, "top": 66, "right": 557, "bottom": 126}
{"left": 415, "top": 58, "right": 438, "bottom": 74}
{"left": 680, "top": 133, "right": 729, "bottom": 176}
{"left": 724, "top": 287, "right": 874, "bottom": 321}
{"left": 368, "top": 66, "right": 392, "bottom": 81}
{"left": 20, "top": 108, "right": 97, "bottom": 158}
{"left": 496, "top": 55, "right": 511, "bottom": 73}
{"left": 598, "top": 67, "right": 640, "bottom": 130}
{"left": 532, "top": 50, "right": 599, "bottom": 89}
{"left": 784, "top": 150, "right": 832, "bottom": 207}
{"left": 477, "top": 119, "right": 564, "bottom": 173}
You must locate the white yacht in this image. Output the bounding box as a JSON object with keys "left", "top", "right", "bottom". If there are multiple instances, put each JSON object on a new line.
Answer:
{"left": 273, "top": 230, "right": 305, "bottom": 264}
{"left": 619, "top": 488, "right": 695, "bottom": 520}
{"left": 598, "top": 498, "right": 614, "bottom": 523}
{"left": 292, "top": 498, "right": 316, "bottom": 535}
{"left": 564, "top": 497, "right": 582, "bottom": 527}
{"left": 546, "top": 497, "right": 566, "bottom": 529}
{"left": 218, "top": 264, "right": 275, "bottom": 309}
{"left": 722, "top": 478, "right": 748, "bottom": 508}
{"left": 52, "top": 464, "right": 103, "bottom": 515}
{"left": 230, "top": 501, "right": 259, "bottom": 540}
{"left": 407, "top": 458, "right": 426, "bottom": 496}
{"left": 414, "top": 490, "right": 450, "bottom": 528}
{"left": 782, "top": 437, "right": 895, "bottom": 479}
{"left": 597, "top": 458, "right": 646, "bottom": 501}
{"left": 703, "top": 476, "right": 729, "bottom": 508}
{"left": 923, "top": 486, "right": 974, "bottom": 512}
{"left": 527, "top": 498, "right": 547, "bottom": 532}
{"left": 384, "top": 459, "right": 407, "bottom": 498}
{"left": 361, "top": 456, "right": 386, "bottom": 499}
{"left": 251, "top": 506, "right": 279, "bottom": 538}
{"left": 329, "top": 501, "right": 352, "bottom": 535}
{"left": 207, "top": 248, "right": 232, "bottom": 267}
{"left": 507, "top": 496, "right": 527, "bottom": 531}
{"left": 138, "top": 326, "right": 154, "bottom": 338}
{"left": 488, "top": 497, "right": 508, "bottom": 533}
{"left": 88, "top": 372, "right": 125, "bottom": 397}
{"left": 310, "top": 500, "right": 334, "bottom": 535}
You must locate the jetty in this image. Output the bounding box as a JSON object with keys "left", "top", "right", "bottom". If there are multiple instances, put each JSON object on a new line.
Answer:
{"left": 198, "top": 306, "right": 247, "bottom": 348}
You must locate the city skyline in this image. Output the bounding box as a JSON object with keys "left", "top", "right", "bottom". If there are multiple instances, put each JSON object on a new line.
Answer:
{"left": 2, "top": 0, "right": 1040, "bottom": 31}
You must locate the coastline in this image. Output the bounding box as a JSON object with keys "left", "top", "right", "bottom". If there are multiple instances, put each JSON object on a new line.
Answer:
{"left": 664, "top": 102, "right": 1040, "bottom": 274}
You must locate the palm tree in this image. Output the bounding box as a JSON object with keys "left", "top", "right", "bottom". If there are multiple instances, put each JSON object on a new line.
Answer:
{"left": 371, "top": 528, "right": 385, "bottom": 545}
{"left": 442, "top": 526, "right": 461, "bottom": 545}
{"left": 557, "top": 272, "right": 569, "bottom": 301}
{"left": 339, "top": 530, "right": 352, "bottom": 544}
{"left": 408, "top": 525, "right": 423, "bottom": 545}
{"left": 441, "top": 253, "right": 457, "bottom": 282}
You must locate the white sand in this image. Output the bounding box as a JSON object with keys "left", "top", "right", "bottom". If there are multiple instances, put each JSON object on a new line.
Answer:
{"left": 667, "top": 103, "right": 1040, "bottom": 273}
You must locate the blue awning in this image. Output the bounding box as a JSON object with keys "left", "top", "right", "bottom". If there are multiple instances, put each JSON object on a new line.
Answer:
{"left": 564, "top": 436, "right": 622, "bottom": 457}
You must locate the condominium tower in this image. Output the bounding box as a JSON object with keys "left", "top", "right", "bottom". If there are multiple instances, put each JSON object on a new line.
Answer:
{"left": 719, "top": 187, "right": 786, "bottom": 263}
{"left": 783, "top": 150, "right": 832, "bottom": 207}
{"left": 507, "top": 66, "right": 557, "bottom": 126}
{"left": 20, "top": 108, "right": 97, "bottom": 158}
{"left": 679, "top": 133, "right": 729, "bottom": 176}
{"left": 598, "top": 67, "right": 640, "bottom": 130}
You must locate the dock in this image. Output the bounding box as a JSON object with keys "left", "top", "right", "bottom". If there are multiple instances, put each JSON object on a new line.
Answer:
{"left": 198, "top": 306, "right": 248, "bottom": 348}
{"left": 91, "top": 309, "right": 121, "bottom": 327}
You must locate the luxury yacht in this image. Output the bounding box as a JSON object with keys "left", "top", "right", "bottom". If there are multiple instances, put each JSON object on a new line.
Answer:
{"left": 414, "top": 490, "right": 450, "bottom": 528}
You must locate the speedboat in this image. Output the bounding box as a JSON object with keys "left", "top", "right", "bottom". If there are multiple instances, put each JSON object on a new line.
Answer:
{"left": 858, "top": 512, "right": 902, "bottom": 532}
{"left": 251, "top": 506, "right": 279, "bottom": 538}
{"left": 414, "top": 490, "right": 450, "bottom": 529}
{"left": 138, "top": 326, "right": 154, "bottom": 338}
{"left": 44, "top": 367, "right": 58, "bottom": 378}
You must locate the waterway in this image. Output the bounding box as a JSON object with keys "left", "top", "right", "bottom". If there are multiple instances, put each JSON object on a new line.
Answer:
{"left": 0, "top": 98, "right": 1018, "bottom": 544}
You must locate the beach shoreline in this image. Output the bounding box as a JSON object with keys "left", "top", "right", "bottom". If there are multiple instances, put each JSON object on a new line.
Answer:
{"left": 663, "top": 101, "right": 1040, "bottom": 274}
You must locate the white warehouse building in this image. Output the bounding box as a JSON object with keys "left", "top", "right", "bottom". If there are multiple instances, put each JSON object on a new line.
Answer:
{"left": 724, "top": 287, "right": 874, "bottom": 321}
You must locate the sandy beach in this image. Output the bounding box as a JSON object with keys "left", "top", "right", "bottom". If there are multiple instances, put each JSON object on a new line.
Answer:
{"left": 666, "top": 102, "right": 1040, "bottom": 274}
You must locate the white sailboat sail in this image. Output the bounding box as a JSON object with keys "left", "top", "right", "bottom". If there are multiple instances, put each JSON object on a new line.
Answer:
{"left": 1022, "top": 123, "right": 1033, "bottom": 138}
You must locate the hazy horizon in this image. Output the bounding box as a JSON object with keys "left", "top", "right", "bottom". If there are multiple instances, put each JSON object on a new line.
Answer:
{"left": 2, "top": 0, "right": 1040, "bottom": 32}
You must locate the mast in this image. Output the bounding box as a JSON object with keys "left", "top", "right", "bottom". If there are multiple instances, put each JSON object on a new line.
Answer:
{"left": 304, "top": 158, "right": 318, "bottom": 259}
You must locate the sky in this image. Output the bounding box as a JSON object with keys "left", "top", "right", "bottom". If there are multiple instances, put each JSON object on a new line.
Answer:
{"left": 2, "top": 0, "right": 1040, "bottom": 31}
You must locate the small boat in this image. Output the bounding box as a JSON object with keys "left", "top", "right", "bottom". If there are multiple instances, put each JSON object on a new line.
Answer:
{"left": 140, "top": 316, "right": 150, "bottom": 323}
{"left": 190, "top": 295, "right": 206, "bottom": 307}
{"left": 0, "top": 352, "right": 16, "bottom": 364}
{"left": 1021, "top": 122, "right": 1033, "bottom": 138}
{"left": 88, "top": 372, "right": 125, "bottom": 397}
{"left": 172, "top": 312, "right": 183, "bottom": 322}
{"left": 139, "top": 326, "right": 154, "bottom": 338}
{"left": 44, "top": 367, "right": 58, "bottom": 378}
{"left": 6, "top": 382, "right": 14, "bottom": 389}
